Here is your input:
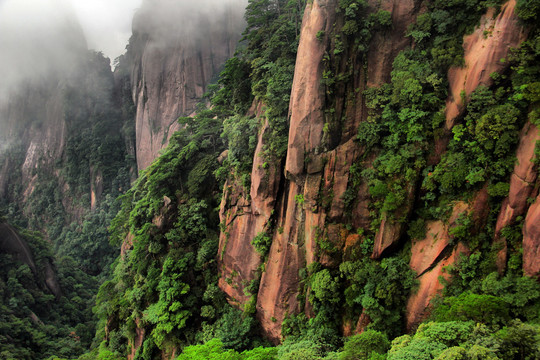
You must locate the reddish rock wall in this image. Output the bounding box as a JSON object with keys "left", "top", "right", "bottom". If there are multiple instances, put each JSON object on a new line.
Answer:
{"left": 249, "top": 0, "right": 418, "bottom": 342}
{"left": 130, "top": 0, "right": 245, "bottom": 170}
{"left": 524, "top": 193, "right": 540, "bottom": 277}
{"left": 405, "top": 0, "right": 528, "bottom": 328}
{"left": 407, "top": 242, "right": 469, "bottom": 330}
{"left": 218, "top": 116, "right": 282, "bottom": 305}
{"left": 445, "top": 0, "right": 526, "bottom": 127}
{"left": 495, "top": 122, "right": 539, "bottom": 271}
{"left": 406, "top": 203, "right": 470, "bottom": 329}
{"left": 217, "top": 0, "right": 535, "bottom": 343}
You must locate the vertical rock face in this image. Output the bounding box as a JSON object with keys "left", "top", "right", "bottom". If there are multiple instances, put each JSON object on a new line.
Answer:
{"left": 405, "top": 0, "right": 528, "bottom": 328}
{"left": 0, "top": 5, "right": 86, "bottom": 203}
{"left": 524, "top": 193, "right": 540, "bottom": 277}
{"left": 219, "top": 0, "right": 420, "bottom": 342}
{"left": 218, "top": 114, "right": 283, "bottom": 306}
{"left": 406, "top": 203, "right": 470, "bottom": 329}
{"left": 218, "top": 0, "right": 538, "bottom": 341}
{"left": 495, "top": 122, "right": 539, "bottom": 271}
{"left": 257, "top": 0, "right": 418, "bottom": 341}
{"left": 0, "top": 1, "right": 87, "bottom": 195}
{"left": 0, "top": 81, "right": 67, "bottom": 198}
{"left": 0, "top": 2, "right": 136, "bottom": 243}
{"left": 129, "top": 0, "right": 246, "bottom": 170}
{"left": 445, "top": 0, "right": 526, "bottom": 127}
{"left": 407, "top": 242, "right": 469, "bottom": 330}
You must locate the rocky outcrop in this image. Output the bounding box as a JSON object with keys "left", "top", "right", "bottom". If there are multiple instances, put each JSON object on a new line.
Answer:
{"left": 218, "top": 0, "right": 419, "bottom": 342}
{"left": 524, "top": 194, "right": 540, "bottom": 277}
{"left": 0, "top": 222, "right": 61, "bottom": 297}
{"left": 0, "top": 81, "right": 66, "bottom": 200}
{"left": 129, "top": 0, "right": 246, "bottom": 170}
{"left": 406, "top": 203, "right": 471, "bottom": 329}
{"left": 404, "top": 0, "right": 528, "bottom": 328}
{"left": 407, "top": 242, "right": 469, "bottom": 330}
{"left": 217, "top": 0, "right": 537, "bottom": 341}
{"left": 0, "top": 23, "right": 135, "bottom": 238}
{"left": 445, "top": 0, "right": 526, "bottom": 127}
{"left": 495, "top": 122, "right": 539, "bottom": 271}
{"left": 218, "top": 115, "right": 282, "bottom": 305}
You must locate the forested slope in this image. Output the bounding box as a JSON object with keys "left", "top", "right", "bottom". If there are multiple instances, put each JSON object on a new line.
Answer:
{"left": 94, "top": 0, "right": 540, "bottom": 359}
{"left": 1, "top": 0, "right": 540, "bottom": 359}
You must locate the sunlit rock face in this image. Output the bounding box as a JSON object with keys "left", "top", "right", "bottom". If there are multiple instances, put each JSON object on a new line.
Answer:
{"left": 129, "top": 0, "right": 247, "bottom": 170}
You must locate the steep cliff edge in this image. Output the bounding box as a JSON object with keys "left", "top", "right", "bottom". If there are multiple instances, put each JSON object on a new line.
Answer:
{"left": 0, "top": 221, "right": 61, "bottom": 297}
{"left": 128, "top": 0, "right": 246, "bottom": 170}
{"left": 218, "top": 0, "right": 539, "bottom": 343}
{"left": 96, "top": 0, "right": 540, "bottom": 357}
{"left": 220, "top": 0, "right": 421, "bottom": 341}
{"left": 0, "top": 52, "right": 135, "bottom": 242}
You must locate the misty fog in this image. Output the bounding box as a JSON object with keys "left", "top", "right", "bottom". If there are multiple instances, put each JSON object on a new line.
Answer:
{"left": 0, "top": 0, "right": 248, "bottom": 101}
{"left": 133, "top": 0, "right": 247, "bottom": 50}
{"left": 0, "top": 0, "right": 248, "bottom": 140}
{"left": 0, "top": 0, "right": 145, "bottom": 99}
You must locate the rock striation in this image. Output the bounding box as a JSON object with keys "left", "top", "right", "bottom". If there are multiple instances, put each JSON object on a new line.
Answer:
{"left": 218, "top": 0, "right": 537, "bottom": 341}
{"left": 129, "top": 0, "right": 246, "bottom": 170}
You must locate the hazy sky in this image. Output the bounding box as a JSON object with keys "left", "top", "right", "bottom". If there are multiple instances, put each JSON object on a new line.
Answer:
{"left": 68, "top": 0, "right": 142, "bottom": 60}
{"left": 0, "top": 0, "right": 142, "bottom": 61}
{"left": 0, "top": 0, "right": 246, "bottom": 98}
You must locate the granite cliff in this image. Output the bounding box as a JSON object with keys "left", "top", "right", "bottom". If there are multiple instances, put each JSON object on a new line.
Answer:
{"left": 217, "top": 0, "right": 539, "bottom": 342}
{"left": 127, "top": 0, "right": 246, "bottom": 170}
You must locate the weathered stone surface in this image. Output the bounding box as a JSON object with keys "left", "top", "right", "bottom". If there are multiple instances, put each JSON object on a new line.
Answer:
{"left": 285, "top": 0, "right": 332, "bottom": 179}
{"left": 372, "top": 183, "right": 416, "bottom": 259}
{"left": 494, "top": 122, "right": 539, "bottom": 272}
{"left": 0, "top": 83, "right": 66, "bottom": 202}
{"left": 407, "top": 243, "right": 469, "bottom": 330}
{"left": 410, "top": 202, "right": 469, "bottom": 275}
{"left": 372, "top": 217, "right": 403, "bottom": 259}
{"left": 121, "top": 233, "right": 135, "bottom": 258}
{"left": 131, "top": 0, "right": 245, "bottom": 170}
{"left": 514, "top": 122, "right": 540, "bottom": 183}
{"left": 218, "top": 0, "right": 534, "bottom": 344}
{"left": 410, "top": 221, "right": 451, "bottom": 276}
{"left": 128, "top": 320, "right": 145, "bottom": 360}
{"left": 366, "top": 0, "right": 416, "bottom": 87}
{"left": 218, "top": 119, "right": 282, "bottom": 305}
{"left": 255, "top": 0, "right": 420, "bottom": 339}
{"left": 445, "top": 0, "right": 525, "bottom": 127}
{"left": 257, "top": 184, "right": 303, "bottom": 343}
{"left": 406, "top": 201, "right": 473, "bottom": 329}
{"left": 355, "top": 310, "right": 372, "bottom": 334}
{"left": 327, "top": 140, "right": 360, "bottom": 220}
{"left": 523, "top": 194, "right": 540, "bottom": 277}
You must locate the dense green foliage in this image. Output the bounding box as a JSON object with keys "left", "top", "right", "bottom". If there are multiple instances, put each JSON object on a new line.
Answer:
{"left": 2, "top": 0, "right": 540, "bottom": 359}
{"left": 239, "top": 0, "right": 305, "bottom": 160}
{"left": 95, "top": 1, "right": 540, "bottom": 359}
{"left": 150, "top": 320, "right": 539, "bottom": 359}
{"left": 0, "top": 51, "right": 136, "bottom": 359}
{"left": 0, "top": 227, "right": 99, "bottom": 359}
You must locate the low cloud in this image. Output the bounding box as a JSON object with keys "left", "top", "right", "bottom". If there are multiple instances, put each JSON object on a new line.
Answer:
{"left": 132, "top": 0, "right": 247, "bottom": 50}
{"left": 68, "top": 0, "right": 142, "bottom": 61}
{"left": 0, "top": 0, "right": 86, "bottom": 99}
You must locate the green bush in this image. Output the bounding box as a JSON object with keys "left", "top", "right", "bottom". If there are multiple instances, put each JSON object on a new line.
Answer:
{"left": 341, "top": 330, "right": 390, "bottom": 360}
